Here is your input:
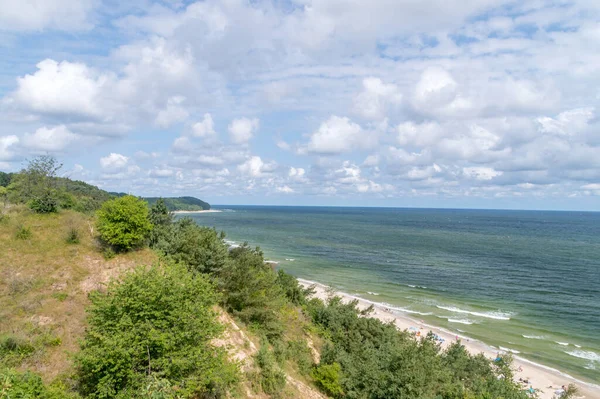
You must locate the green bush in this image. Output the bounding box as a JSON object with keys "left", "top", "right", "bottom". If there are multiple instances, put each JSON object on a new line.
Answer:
{"left": 255, "top": 344, "right": 286, "bottom": 396}
{"left": 218, "top": 245, "right": 286, "bottom": 339}
{"left": 96, "top": 195, "right": 153, "bottom": 252}
{"left": 66, "top": 228, "right": 80, "bottom": 244}
{"left": 153, "top": 218, "right": 228, "bottom": 274}
{"left": 15, "top": 225, "right": 32, "bottom": 240}
{"left": 75, "top": 263, "right": 238, "bottom": 398}
{"left": 311, "top": 363, "right": 343, "bottom": 398}
{"left": 0, "top": 368, "right": 78, "bottom": 398}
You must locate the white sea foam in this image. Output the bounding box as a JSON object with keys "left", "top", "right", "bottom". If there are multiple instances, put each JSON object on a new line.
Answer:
{"left": 555, "top": 341, "right": 569, "bottom": 346}
{"left": 367, "top": 291, "right": 380, "bottom": 296}
{"left": 499, "top": 346, "right": 520, "bottom": 354}
{"left": 574, "top": 344, "right": 582, "bottom": 348}
{"left": 285, "top": 258, "right": 296, "bottom": 262}
{"left": 522, "top": 335, "right": 545, "bottom": 340}
{"left": 436, "top": 305, "right": 512, "bottom": 320}
{"left": 407, "top": 284, "right": 427, "bottom": 289}
{"left": 566, "top": 350, "right": 600, "bottom": 363}
{"left": 447, "top": 318, "right": 474, "bottom": 325}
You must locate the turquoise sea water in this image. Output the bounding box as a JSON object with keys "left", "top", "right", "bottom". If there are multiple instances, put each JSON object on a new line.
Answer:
{"left": 187, "top": 206, "right": 600, "bottom": 384}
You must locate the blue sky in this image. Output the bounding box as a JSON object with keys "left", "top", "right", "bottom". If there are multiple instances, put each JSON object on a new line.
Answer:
{"left": 1, "top": 0, "right": 600, "bottom": 210}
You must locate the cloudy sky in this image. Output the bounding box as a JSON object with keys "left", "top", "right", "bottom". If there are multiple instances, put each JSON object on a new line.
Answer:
{"left": 1, "top": 0, "right": 599, "bottom": 210}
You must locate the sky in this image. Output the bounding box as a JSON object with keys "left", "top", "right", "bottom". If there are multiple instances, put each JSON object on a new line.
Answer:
{"left": 0, "top": 0, "right": 599, "bottom": 210}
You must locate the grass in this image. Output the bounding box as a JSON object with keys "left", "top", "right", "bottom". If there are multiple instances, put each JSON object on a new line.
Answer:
{"left": 0, "top": 207, "right": 158, "bottom": 382}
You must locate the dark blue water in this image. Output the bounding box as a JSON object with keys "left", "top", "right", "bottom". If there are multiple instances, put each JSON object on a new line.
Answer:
{"left": 187, "top": 206, "right": 600, "bottom": 383}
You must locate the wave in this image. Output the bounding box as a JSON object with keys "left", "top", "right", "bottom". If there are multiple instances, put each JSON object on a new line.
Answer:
{"left": 367, "top": 291, "right": 380, "bottom": 296}
{"left": 574, "top": 344, "right": 582, "bottom": 348}
{"left": 522, "top": 335, "right": 545, "bottom": 340}
{"left": 436, "top": 305, "right": 512, "bottom": 320}
{"left": 499, "top": 346, "right": 520, "bottom": 354}
{"left": 444, "top": 318, "right": 474, "bottom": 325}
{"left": 407, "top": 284, "right": 427, "bottom": 289}
{"left": 566, "top": 350, "right": 600, "bottom": 363}
{"left": 555, "top": 341, "right": 569, "bottom": 346}
{"left": 285, "top": 258, "right": 296, "bottom": 262}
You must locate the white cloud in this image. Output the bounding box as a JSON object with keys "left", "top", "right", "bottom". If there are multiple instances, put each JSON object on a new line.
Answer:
{"left": 155, "top": 96, "right": 189, "bottom": 128}
{"left": 0, "top": 0, "right": 95, "bottom": 31}
{"left": 537, "top": 107, "right": 595, "bottom": 136}
{"left": 353, "top": 77, "right": 402, "bottom": 120}
{"left": 22, "top": 125, "right": 79, "bottom": 152}
{"left": 100, "top": 153, "right": 129, "bottom": 171}
{"left": 276, "top": 185, "right": 294, "bottom": 193}
{"left": 192, "top": 113, "right": 217, "bottom": 137}
{"left": 306, "top": 116, "right": 369, "bottom": 154}
{"left": 0, "top": 135, "right": 19, "bottom": 161}
{"left": 463, "top": 166, "right": 503, "bottom": 181}
{"left": 228, "top": 117, "right": 259, "bottom": 144}
{"left": 237, "top": 156, "right": 275, "bottom": 177}
{"left": 8, "top": 59, "right": 109, "bottom": 119}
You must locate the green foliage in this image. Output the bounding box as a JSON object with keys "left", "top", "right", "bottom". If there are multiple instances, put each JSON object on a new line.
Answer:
{"left": 306, "top": 296, "right": 530, "bottom": 399}
{"left": 311, "top": 363, "right": 343, "bottom": 398}
{"left": 15, "top": 225, "right": 32, "bottom": 240}
{"left": 75, "top": 263, "right": 237, "bottom": 398}
{"left": 255, "top": 344, "right": 286, "bottom": 396}
{"left": 144, "top": 196, "right": 210, "bottom": 211}
{"left": 148, "top": 198, "right": 174, "bottom": 247}
{"left": 96, "top": 195, "right": 153, "bottom": 252}
{"left": 65, "top": 228, "right": 80, "bottom": 244}
{"left": 0, "top": 171, "right": 13, "bottom": 187}
{"left": 153, "top": 218, "right": 228, "bottom": 274}
{"left": 218, "top": 245, "right": 286, "bottom": 339}
{"left": 0, "top": 335, "right": 35, "bottom": 365}
{"left": 102, "top": 247, "right": 116, "bottom": 260}
{"left": 276, "top": 269, "right": 313, "bottom": 306}
{"left": 52, "top": 292, "right": 69, "bottom": 302}
{"left": 0, "top": 368, "right": 79, "bottom": 399}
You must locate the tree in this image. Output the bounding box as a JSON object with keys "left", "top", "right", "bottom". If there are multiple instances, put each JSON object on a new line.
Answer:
{"left": 218, "top": 245, "right": 286, "bottom": 339}
{"left": 154, "top": 218, "right": 228, "bottom": 274}
{"left": 148, "top": 198, "right": 173, "bottom": 247}
{"left": 75, "top": 263, "right": 238, "bottom": 398}
{"left": 96, "top": 195, "right": 153, "bottom": 251}
{"left": 12, "top": 155, "right": 63, "bottom": 213}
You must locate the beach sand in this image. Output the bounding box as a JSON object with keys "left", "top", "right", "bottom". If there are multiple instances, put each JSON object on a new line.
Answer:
{"left": 298, "top": 278, "right": 600, "bottom": 399}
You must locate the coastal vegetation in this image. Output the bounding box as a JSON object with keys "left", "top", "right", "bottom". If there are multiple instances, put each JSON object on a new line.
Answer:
{"left": 0, "top": 156, "right": 578, "bottom": 398}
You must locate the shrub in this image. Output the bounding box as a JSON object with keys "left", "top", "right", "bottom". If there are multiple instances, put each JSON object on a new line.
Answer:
{"left": 65, "top": 228, "right": 80, "bottom": 244}
{"left": 154, "top": 218, "right": 228, "bottom": 274}
{"left": 311, "top": 363, "right": 343, "bottom": 398}
{"left": 0, "top": 368, "right": 78, "bottom": 399}
{"left": 96, "top": 195, "right": 153, "bottom": 252}
{"left": 218, "top": 245, "right": 286, "bottom": 339}
{"left": 102, "top": 247, "right": 116, "bottom": 260}
{"left": 255, "top": 344, "right": 286, "bottom": 396}
{"left": 28, "top": 189, "right": 60, "bottom": 213}
{"left": 15, "top": 225, "right": 32, "bottom": 240}
{"left": 75, "top": 263, "right": 238, "bottom": 398}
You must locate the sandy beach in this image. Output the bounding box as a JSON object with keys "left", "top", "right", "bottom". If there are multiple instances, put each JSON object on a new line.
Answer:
{"left": 298, "top": 278, "right": 600, "bottom": 399}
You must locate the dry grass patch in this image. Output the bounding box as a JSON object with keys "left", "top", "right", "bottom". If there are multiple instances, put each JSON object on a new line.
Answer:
{"left": 0, "top": 208, "right": 158, "bottom": 382}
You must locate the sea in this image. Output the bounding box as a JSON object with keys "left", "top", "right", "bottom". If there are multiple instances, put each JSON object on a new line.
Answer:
{"left": 185, "top": 206, "right": 600, "bottom": 384}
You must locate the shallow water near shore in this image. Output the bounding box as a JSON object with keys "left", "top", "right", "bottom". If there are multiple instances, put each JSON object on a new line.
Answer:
{"left": 186, "top": 206, "right": 600, "bottom": 384}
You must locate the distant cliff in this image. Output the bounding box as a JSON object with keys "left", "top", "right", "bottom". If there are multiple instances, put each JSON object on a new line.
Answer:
{"left": 144, "top": 196, "right": 211, "bottom": 211}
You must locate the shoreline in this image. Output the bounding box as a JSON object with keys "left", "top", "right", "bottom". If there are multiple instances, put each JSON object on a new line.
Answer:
{"left": 297, "top": 278, "right": 600, "bottom": 399}
{"left": 171, "top": 209, "right": 222, "bottom": 214}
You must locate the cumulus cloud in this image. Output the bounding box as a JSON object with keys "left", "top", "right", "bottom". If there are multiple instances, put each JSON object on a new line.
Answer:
{"left": 22, "top": 125, "right": 79, "bottom": 152}
{"left": 0, "top": 0, "right": 96, "bottom": 31}
{"left": 228, "top": 118, "right": 259, "bottom": 144}
{"left": 192, "top": 113, "right": 217, "bottom": 137}
{"left": 0, "top": 135, "right": 19, "bottom": 161}
{"left": 237, "top": 156, "right": 276, "bottom": 177}
{"left": 306, "top": 116, "right": 371, "bottom": 155}
{"left": 100, "top": 153, "right": 130, "bottom": 171}
{"left": 7, "top": 59, "right": 110, "bottom": 119}
{"left": 353, "top": 77, "right": 402, "bottom": 120}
